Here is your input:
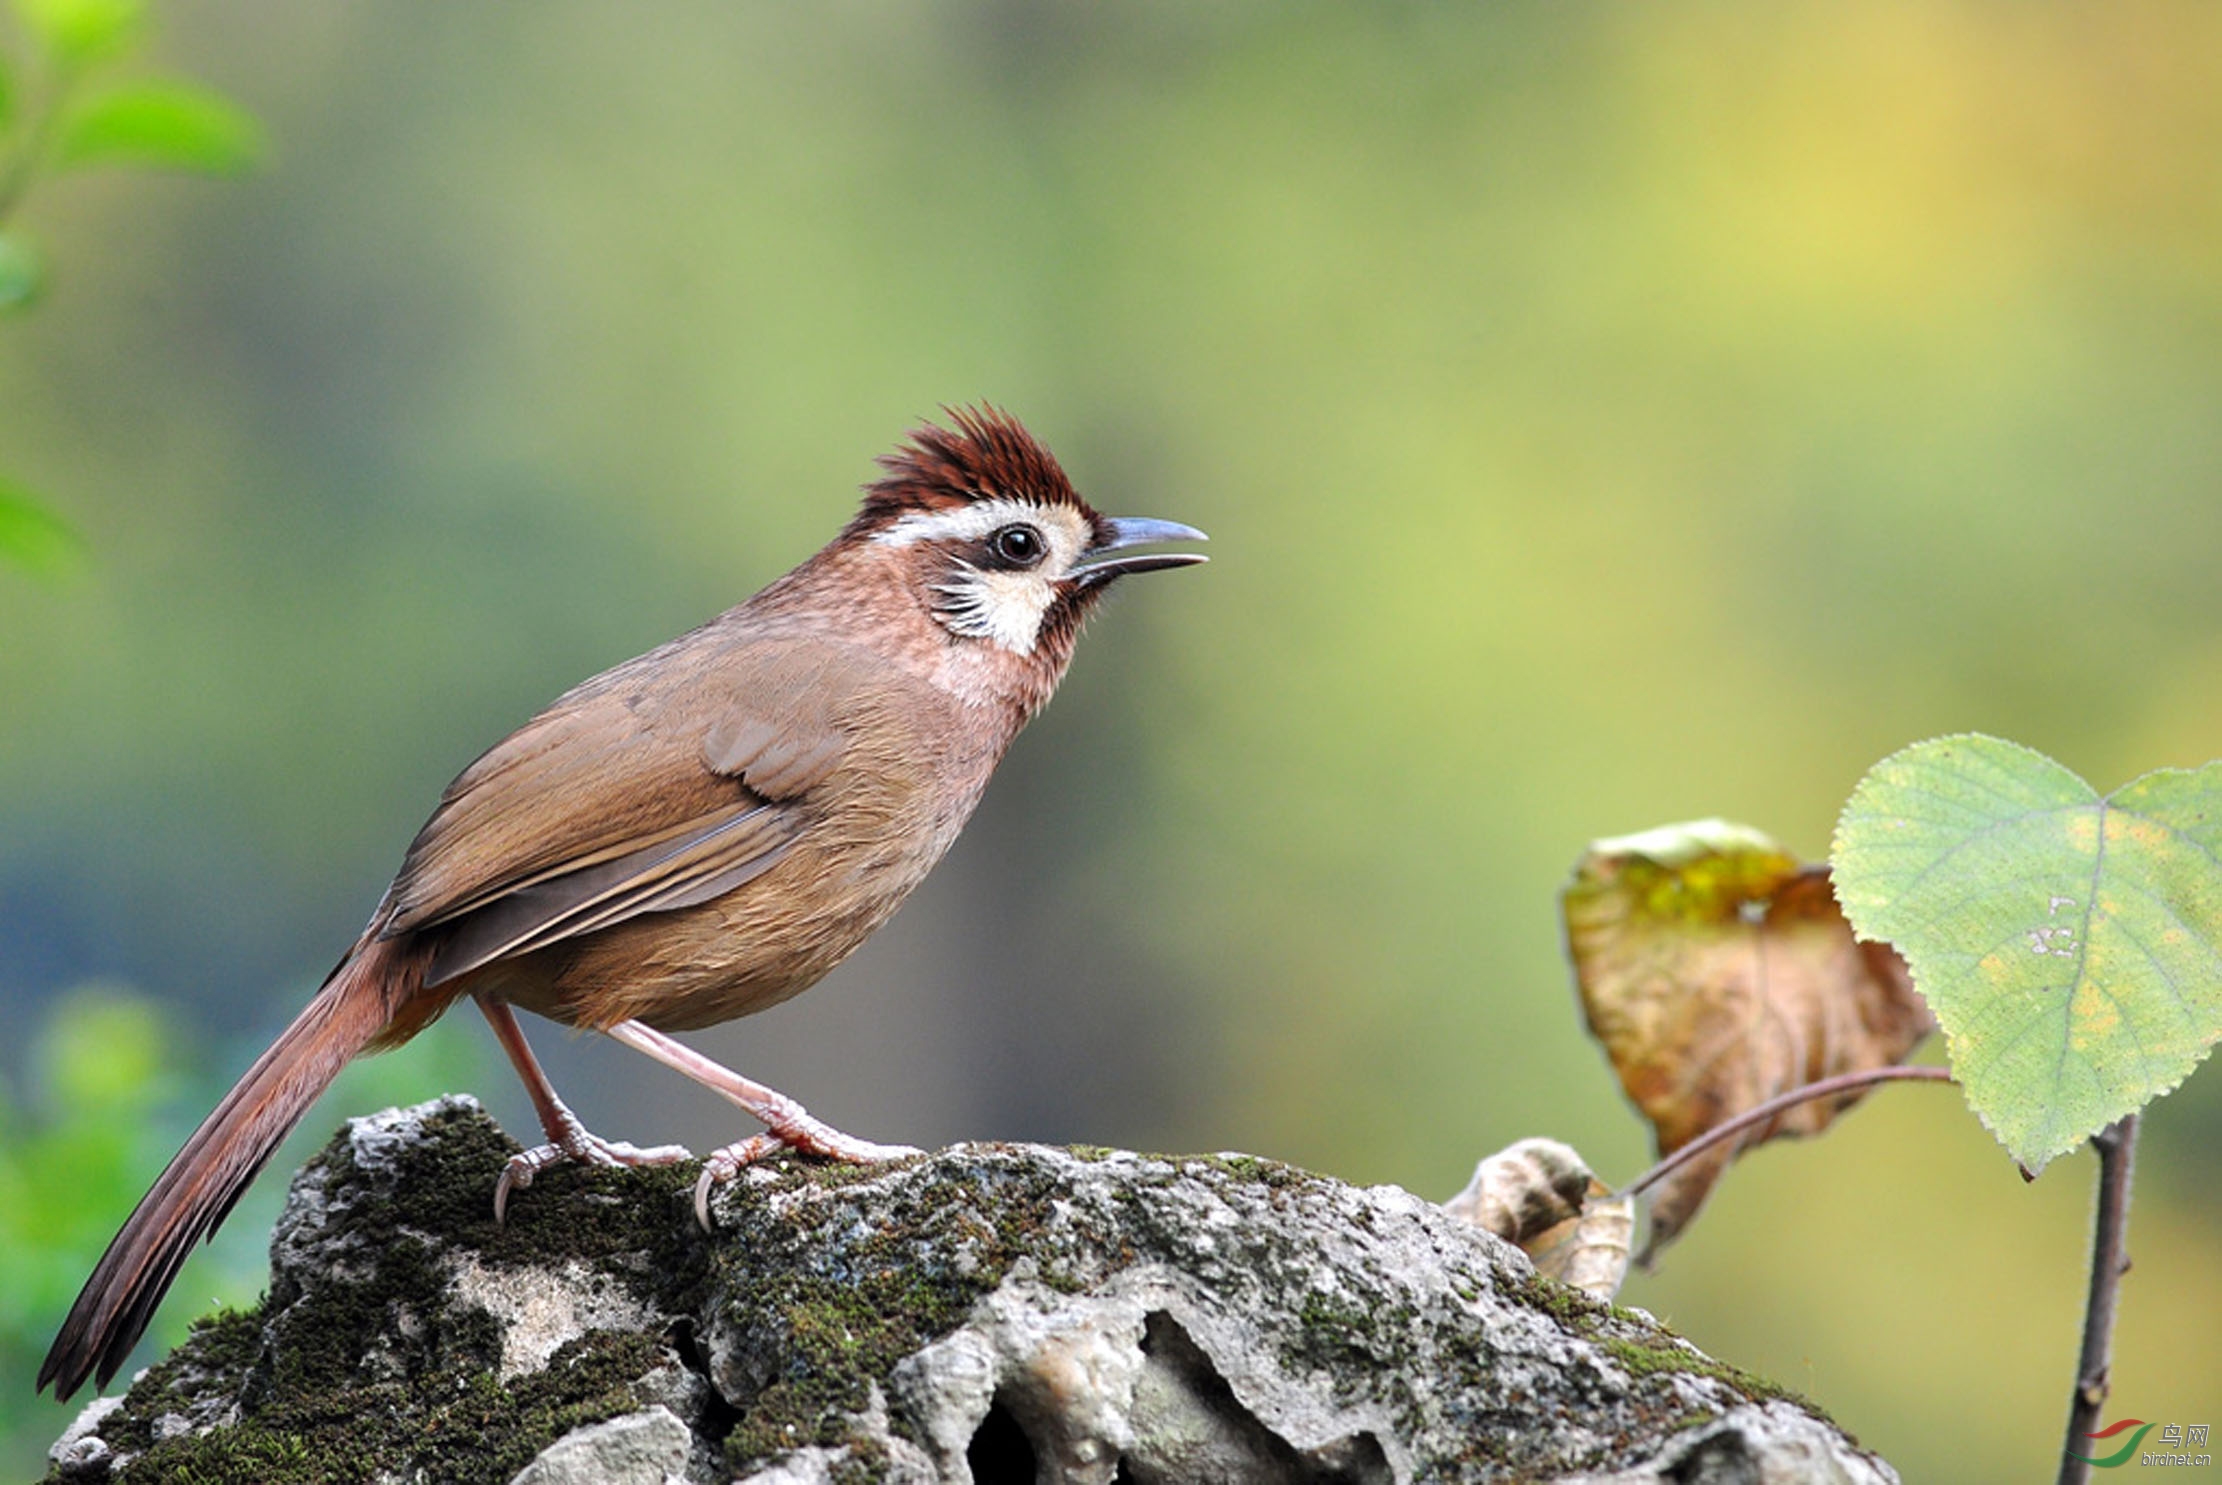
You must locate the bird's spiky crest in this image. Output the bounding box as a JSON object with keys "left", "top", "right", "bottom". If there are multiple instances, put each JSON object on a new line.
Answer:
{"left": 848, "top": 405, "right": 1094, "bottom": 537}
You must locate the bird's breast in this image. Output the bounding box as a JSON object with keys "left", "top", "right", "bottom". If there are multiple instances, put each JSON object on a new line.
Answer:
{"left": 512, "top": 687, "right": 1006, "bottom": 1033}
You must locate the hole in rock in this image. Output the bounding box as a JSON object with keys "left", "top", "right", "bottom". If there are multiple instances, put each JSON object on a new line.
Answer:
{"left": 668, "top": 1317, "right": 710, "bottom": 1377}
{"left": 1665, "top": 1427, "right": 1759, "bottom": 1485}
{"left": 661, "top": 1319, "right": 741, "bottom": 1446}
{"left": 967, "top": 1393, "right": 1040, "bottom": 1485}
{"left": 1126, "top": 1311, "right": 1393, "bottom": 1484}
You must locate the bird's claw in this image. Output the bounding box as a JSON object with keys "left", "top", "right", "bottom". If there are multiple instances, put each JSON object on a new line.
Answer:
{"left": 692, "top": 1135, "right": 783, "bottom": 1230}
{"left": 494, "top": 1132, "right": 692, "bottom": 1223}
{"left": 693, "top": 1126, "right": 922, "bottom": 1230}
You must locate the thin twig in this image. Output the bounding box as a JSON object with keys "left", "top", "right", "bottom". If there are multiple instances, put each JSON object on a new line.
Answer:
{"left": 2057, "top": 1114, "right": 2138, "bottom": 1485}
{"left": 1615, "top": 1065, "right": 1956, "bottom": 1202}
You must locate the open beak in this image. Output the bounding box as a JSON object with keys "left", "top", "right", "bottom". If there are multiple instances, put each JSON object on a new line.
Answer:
{"left": 1071, "top": 517, "right": 1209, "bottom": 586}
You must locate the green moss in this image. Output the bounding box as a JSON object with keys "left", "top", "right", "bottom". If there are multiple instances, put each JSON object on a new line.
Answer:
{"left": 304, "top": 1101, "right": 714, "bottom": 1314}
{"left": 1179, "top": 1151, "right": 1327, "bottom": 1194}
{"left": 716, "top": 1240, "right": 1012, "bottom": 1465}
{"left": 1283, "top": 1260, "right": 1837, "bottom": 1476}
{"left": 711, "top": 1150, "right": 1083, "bottom": 1469}
{"left": 826, "top": 1447, "right": 875, "bottom": 1484}
{"left": 150, "top": 1429, "right": 314, "bottom": 1485}
{"left": 1497, "top": 1265, "right": 1609, "bottom": 1330}
{"left": 1288, "top": 1288, "right": 1434, "bottom": 1402}
{"left": 261, "top": 1235, "right": 477, "bottom": 1394}
{"left": 52, "top": 1108, "right": 713, "bottom": 1485}
{"left": 92, "top": 1310, "right": 268, "bottom": 1458}
{"left": 179, "top": 1307, "right": 265, "bottom": 1376}
{"left": 1598, "top": 1336, "right": 1813, "bottom": 1411}
{"left": 1492, "top": 1265, "right": 1827, "bottom": 1423}
{"left": 1295, "top": 1290, "right": 1382, "bottom": 1353}
{"left": 115, "top": 1329, "right": 662, "bottom": 1485}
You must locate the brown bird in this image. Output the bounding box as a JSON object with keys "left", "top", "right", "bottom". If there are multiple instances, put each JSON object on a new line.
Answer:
{"left": 38, "top": 406, "right": 1205, "bottom": 1400}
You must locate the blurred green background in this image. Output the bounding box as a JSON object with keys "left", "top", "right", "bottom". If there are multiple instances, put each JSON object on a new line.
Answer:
{"left": 6, "top": 2, "right": 2221, "bottom": 1478}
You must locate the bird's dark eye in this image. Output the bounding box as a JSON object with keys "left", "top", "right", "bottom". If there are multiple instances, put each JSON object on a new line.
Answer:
{"left": 988, "top": 523, "right": 1046, "bottom": 568}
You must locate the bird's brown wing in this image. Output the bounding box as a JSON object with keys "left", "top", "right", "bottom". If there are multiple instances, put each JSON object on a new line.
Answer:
{"left": 380, "top": 630, "right": 864, "bottom": 987}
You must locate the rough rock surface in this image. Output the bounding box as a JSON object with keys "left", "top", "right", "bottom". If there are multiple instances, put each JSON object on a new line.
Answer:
{"left": 48, "top": 1097, "right": 1896, "bottom": 1484}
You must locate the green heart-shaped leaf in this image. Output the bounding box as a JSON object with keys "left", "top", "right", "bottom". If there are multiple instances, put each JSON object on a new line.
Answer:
{"left": 1833, "top": 734, "right": 2222, "bottom": 1171}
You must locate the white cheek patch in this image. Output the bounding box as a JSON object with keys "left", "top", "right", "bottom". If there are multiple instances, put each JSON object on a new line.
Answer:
{"left": 879, "top": 498, "right": 1095, "bottom": 655}
{"left": 931, "top": 564, "right": 1055, "bottom": 655}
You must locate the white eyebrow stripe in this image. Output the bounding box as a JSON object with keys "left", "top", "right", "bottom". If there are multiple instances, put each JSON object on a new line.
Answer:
{"left": 872, "top": 497, "right": 1056, "bottom": 548}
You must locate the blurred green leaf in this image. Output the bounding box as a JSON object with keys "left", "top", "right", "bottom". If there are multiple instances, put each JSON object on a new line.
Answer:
{"left": 0, "top": 45, "right": 14, "bottom": 130}
{"left": 37, "top": 985, "right": 179, "bottom": 1113}
{"left": 1834, "top": 734, "right": 2222, "bottom": 1173}
{"left": 11, "top": 0, "right": 143, "bottom": 68}
{"left": 0, "top": 232, "right": 40, "bottom": 312}
{"left": 57, "top": 81, "right": 263, "bottom": 175}
{"left": 0, "top": 479, "right": 84, "bottom": 574}
{"left": 0, "top": 987, "right": 192, "bottom": 1473}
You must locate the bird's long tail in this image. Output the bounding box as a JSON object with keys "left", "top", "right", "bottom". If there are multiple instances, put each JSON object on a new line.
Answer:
{"left": 38, "top": 940, "right": 409, "bottom": 1399}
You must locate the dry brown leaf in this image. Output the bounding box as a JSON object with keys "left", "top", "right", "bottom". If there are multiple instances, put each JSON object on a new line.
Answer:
{"left": 1443, "top": 1137, "right": 1593, "bottom": 1244}
{"left": 1564, "top": 820, "right": 1931, "bottom": 1261}
{"left": 1444, "top": 1138, "right": 1633, "bottom": 1299}
{"left": 1525, "top": 1181, "right": 1634, "bottom": 1300}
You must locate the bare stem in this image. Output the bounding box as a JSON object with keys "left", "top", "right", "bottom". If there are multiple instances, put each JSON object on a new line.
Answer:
{"left": 1616, "top": 1065, "right": 1955, "bottom": 1202}
{"left": 2057, "top": 1114, "right": 2139, "bottom": 1485}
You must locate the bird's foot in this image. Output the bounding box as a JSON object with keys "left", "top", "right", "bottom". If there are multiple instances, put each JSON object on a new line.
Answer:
{"left": 693, "top": 1114, "right": 921, "bottom": 1229}
{"left": 593, "top": 1019, "right": 919, "bottom": 1228}
{"left": 495, "top": 1123, "right": 692, "bottom": 1223}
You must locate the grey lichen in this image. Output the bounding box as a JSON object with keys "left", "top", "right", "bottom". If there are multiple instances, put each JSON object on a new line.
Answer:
{"left": 47, "top": 1097, "right": 1896, "bottom": 1484}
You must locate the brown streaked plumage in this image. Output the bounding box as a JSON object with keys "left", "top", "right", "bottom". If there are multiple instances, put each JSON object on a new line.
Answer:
{"left": 39, "top": 406, "right": 1205, "bottom": 1400}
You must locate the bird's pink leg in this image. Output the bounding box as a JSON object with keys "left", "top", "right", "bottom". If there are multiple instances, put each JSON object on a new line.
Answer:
{"left": 477, "top": 996, "right": 690, "bottom": 1221}
{"left": 604, "top": 1019, "right": 920, "bottom": 1227}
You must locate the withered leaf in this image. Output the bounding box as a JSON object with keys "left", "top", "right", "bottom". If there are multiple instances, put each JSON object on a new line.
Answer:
{"left": 1564, "top": 820, "right": 1931, "bottom": 1261}
{"left": 1443, "top": 1138, "right": 1633, "bottom": 1300}
{"left": 1525, "top": 1181, "right": 1634, "bottom": 1300}
{"left": 1444, "top": 1137, "right": 1593, "bottom": 1245}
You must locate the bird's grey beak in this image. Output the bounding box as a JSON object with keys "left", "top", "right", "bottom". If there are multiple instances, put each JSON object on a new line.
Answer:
{"left": 1072, "top": 517, "right": 1209, "bottom": 585}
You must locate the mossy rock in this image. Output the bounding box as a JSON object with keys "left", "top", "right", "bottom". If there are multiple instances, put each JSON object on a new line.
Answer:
{"left": 45, "top": 1098, "right": 1894, "bottom": 1484}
